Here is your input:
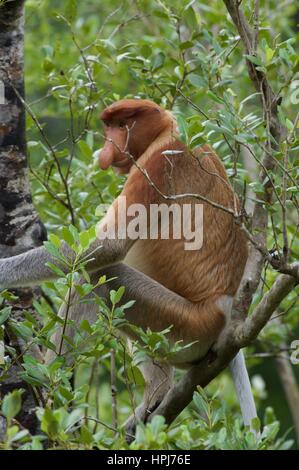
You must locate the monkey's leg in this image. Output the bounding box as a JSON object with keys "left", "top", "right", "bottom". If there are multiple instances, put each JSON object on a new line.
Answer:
{"left": 124, "top": 359, "right": 174, "bottom": 440}
{"left": 46, "top": 262, "right": 225, "bottom": 362}
{"left": 96, "top": 263, "right": 225, "bottom": 346}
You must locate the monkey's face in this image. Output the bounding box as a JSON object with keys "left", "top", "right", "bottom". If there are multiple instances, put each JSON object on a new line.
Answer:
{"left": 99, "top": 122, "right": 132, "bottom": 174}
{"left": 98, "top": 100, "right": 168, "bottom": 174}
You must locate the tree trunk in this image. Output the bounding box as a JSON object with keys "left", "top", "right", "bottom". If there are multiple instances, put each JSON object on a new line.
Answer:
{"left": 0, "top": 0, "right": 46, "bottom": 438}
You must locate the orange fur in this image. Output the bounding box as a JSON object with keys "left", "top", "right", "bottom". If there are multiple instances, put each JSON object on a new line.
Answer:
{"left": 98, "top": 99, "right": 248, "bottom": 344}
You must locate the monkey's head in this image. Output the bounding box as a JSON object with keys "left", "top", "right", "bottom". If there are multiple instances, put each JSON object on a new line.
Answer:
{"left": 98, "top": 99, "right": 175, "bottom": 174}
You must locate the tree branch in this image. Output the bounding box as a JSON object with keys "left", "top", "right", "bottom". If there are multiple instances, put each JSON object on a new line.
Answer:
{"left": 235, "top": 267, "right": 298, "bottom": 345}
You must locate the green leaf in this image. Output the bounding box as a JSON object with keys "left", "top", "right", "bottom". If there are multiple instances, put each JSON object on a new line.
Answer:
{"left": 177, "top": 115, "right": 189, "bottom": 143}
{"left": 207, "top": 90, "right": 224, "bottom": 104}
{"left": 41, "top": 45, "right": 54, "bottom": 58}
{"left": 184, "top": 6, "right": 198, "bottom": 32}
{"left": 79, "top": 230, "right": 91, "bottom": 249}
{"left": 234, "top": 133, "right": 256, "bottom": 144}
{"left": 43, "top": 58, "right": 54, "bottom": 73}
{"left": 140, "top": 44, "right": 152, "bottom": 58}
{"left": 9, "top": 321, "right": 32, "bottom": 340}
{"left": 151, "top": 52, "right": 165, "bottom": 71}
{"left": 265, "top": 46, "right": 275, "bottom": 64}
{"left": 126, "top": 365, "right": 145, "bottom": 386}
{"left": 2, "top": 389, "right": 24, "bottom": 420}
{"left": 79, "top": 319, "right": 93, "bottom": 334}
{"left": 43, "top": 241, "right": 65, "bottom": 263}
{"left": 174, "top": 65, "right": 184, "bottom": 80}
{"left": 244, "top": 54, "right": 263, "bottom": 66}
{"left": 65, "top": 0, "right": 77, "bottom": 23}
{"left": 110, "top": 286, "right": 125, "bottom": 305}
{"left": 10, "top": 429, "right": 29, "bottom": 442}
{"left": 204, "top": 121, "right": 233, "bottom": 137}
{"left": 40, "top": 408, "right": 60, "bottom": 437}
{"left": 61, "top": 227, "right": 74, "bottom": 246}
{"left": 251, "top": 416, "right": 261, "bottom": 433}
{"left": 264, "top": 406, "right": 276, "bottom": 425}
{"left": 261, "top": 421, "right": 280, "bottom": 441}
{"left": 27, "top": 141, "right": 39, "bottom": 148}
{"left": 0, "top": 291, "right": 18, "bottom": 302}
{"left": 69, "top": 225, "right": 80, "bottom": 243}
{"left": 188, "top": 73, "right": 206, "bottom": 87}
{"left": 74, "top": 283, "right": 94, "bottom": 297}
{"left": 193, "top": 390, "right": 209, "bottom": 418}
{"left": 96, "top": 275, "right": 107, "bottom": 286}
{"left": 153, "top": 10, "right": 169, "bottom": 20}
{"left": 58, "top": 386, "right": 73, "bottom": 402}
{"left": 0, "top": 306, "right": 12, "bottom": 326}
{"left": 80, "top": 425, "right": 93, "bottom": 445}
{"left": 45, "top": 262, "right": 65, "bottom": 278}
{"left": 78, "top": 140, "right": 92, "bottom": 159}
{"left": 121, "top": 300, "right": 135, "bottom": 310}
{"left": 179, "top": 40, "right": 194, "bottom": 51}
{"left": 65, "top": 408, "right": 84, "bottom": 431}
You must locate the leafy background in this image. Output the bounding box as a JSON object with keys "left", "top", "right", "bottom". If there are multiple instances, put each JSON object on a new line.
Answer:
{"left": 0, "top": 0, "right": 298, "bottom": 449}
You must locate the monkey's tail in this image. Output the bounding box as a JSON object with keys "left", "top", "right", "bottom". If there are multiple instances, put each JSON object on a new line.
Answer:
{"left": 229, "top": 350, "right": 259, "bottom": 435}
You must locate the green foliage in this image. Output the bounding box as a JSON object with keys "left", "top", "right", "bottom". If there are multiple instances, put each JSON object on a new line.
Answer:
{"left": 0, "top": 0, "right": 298, "bottom": 450}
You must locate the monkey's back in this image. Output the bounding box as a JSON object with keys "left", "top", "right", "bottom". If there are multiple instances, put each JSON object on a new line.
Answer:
{"left": 124, "top": 143, "right": 248, "bottom": 303}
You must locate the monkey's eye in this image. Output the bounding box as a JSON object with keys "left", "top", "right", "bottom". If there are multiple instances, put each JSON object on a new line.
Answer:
{"left": 119, "top": 122, "right": 126, "bottom": 128}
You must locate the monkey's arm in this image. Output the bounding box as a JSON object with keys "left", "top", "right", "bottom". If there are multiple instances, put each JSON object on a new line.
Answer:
{"left": 0, "top": 245, "right": 59, "bottom": 289}
{"left": 0, "top": 198, "right": 133, "bottom": 289}
{"left": 0, "top": 239, "right": 129, "bottom": 289}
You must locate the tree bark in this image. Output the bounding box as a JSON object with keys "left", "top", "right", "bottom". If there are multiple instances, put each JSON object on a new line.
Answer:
{"left": 0, "top": 0, "right": 46, "bottom": 437}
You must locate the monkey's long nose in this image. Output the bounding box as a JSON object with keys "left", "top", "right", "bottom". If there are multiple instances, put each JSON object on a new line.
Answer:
{"left": 98, "top": 146, "right": 114, "bottom": 170}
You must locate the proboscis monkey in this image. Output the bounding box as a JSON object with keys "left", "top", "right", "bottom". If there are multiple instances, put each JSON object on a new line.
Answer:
{"left": 0, "top": 99, "right": 257, "bottom": 434}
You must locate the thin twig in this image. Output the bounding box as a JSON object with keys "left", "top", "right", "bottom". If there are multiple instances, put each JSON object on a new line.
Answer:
{"left": 110, "top": 348, "right": 118, "bottom": 433}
